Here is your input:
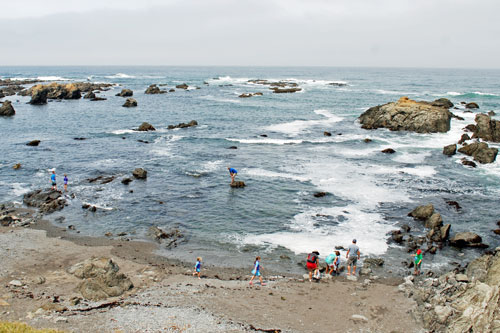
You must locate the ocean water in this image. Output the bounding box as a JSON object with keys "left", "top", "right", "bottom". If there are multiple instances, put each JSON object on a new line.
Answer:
{"left": 1, "top": 66, "right": 499, "bottom": 275}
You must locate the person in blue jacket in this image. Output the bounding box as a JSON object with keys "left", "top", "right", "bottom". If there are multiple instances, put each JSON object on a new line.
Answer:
{"left": 228, "top": 167, "right": 238, "bottom": 185}
{"left": 50, "top": 170, "right": 57, "bottom": 191}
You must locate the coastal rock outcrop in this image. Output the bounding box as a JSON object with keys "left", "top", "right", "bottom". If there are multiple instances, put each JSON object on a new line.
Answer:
{"left": 466, "top": 102, "right": 479, "bottom": 109}
{"left": 449, "top": 232, "right": 488, "bottom": 248}
{"left": 83, "top": 91, "right": 96, "bottom": 99}
{"left": 176, "top": 83, "right": 189, "bottom": 90}
{"left": 168, "top": 120, "right": 198, "bottom": 129}
{"left": 359, "top": 97, "right": 453, "bottom": 133}
{"left": 26, "top": 140, "right": 41, "bottom": 146}
{"left": 115, "top": 89, "right": 133, "bottom": 97}
{"left": 122, "top": 98, "right": 137, "bottom": 107}
{"left": 145, "top": 84, "right": 166, "bottom": 94}
{"left": 137, "top": 122, "right": 156, "bottom": 131}
{"left": 442, "top": 144, "right": 457, "bottom": 156}
{"left": 271, "top": 87, "right": 302, "bottom": 93}
{"left": 132, "top": 168, "right": 147, "bottom": 179}
{"left": 23, "top": 189, "right": 66, "bottom": 214}
{"left": 472, "top": 113, "right": 500, "bottom": 142}
{"left": 148, "top": 226, "right": 184, "bottom": 248}
{"left": 68, "top": 257, "right": 133, "bottom": 301}
{"left": 0, "top": 100, "right": 15, "bottom": 116}
{"left": 238, "top": 92, "right": 263, "bottom": 98}
{"left": 24, "top": 82, "right": 113, "bottom": 104}
{"left": 458, "top": 142, "right": 498, "bottom": 164}
{"left": 230, "top": 181, "right": 246, "bottom": 188}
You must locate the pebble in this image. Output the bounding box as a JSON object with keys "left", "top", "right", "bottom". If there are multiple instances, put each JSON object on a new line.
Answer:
{"left": 351, "top": 314, "right": 369, "bottom": 323}
{"left": 9, "top": 280, "right": 23, "bottom": 287}
{"left": 53, "top": 316, "right": 68, "bottom": 323}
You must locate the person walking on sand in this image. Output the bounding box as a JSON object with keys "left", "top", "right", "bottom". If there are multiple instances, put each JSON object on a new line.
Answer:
{"left": 249, "top": 256, "right": 266, "bottom": 286}
{"left": 63, "top": 174, "right": 68, "bottom": 192}
{"left": 228, "top": 167, "right": 237, "bottom": 185}
{"left": 192, "top": 257, "right": 202, "bottom": 279}
{"left": 50, "top": 170, "right": 57, "bottom": 191}
{"left": 411, "top": 249, "right": 423, "bottom": 276}
{"left": 306, "top": 251, "right": 320, "bottom": 282}
{"left": 346, "top": 239, "right": 360, "bottom": 276}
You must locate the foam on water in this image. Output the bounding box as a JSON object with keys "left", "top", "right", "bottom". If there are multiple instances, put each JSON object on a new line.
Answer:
{"left": 105, "top": 73, "right": 136, "bottom": 79}
{"left": 265, "top": 109, "right": 343, "bottom": 136}
{"left": 150, "top": 135, "right": 183, "bottom": 156}
{"left": 10, "top": 183, "right": 31, "bottom": 197}
{"left": 200, "top": 160, "right": 224, "bottom": 173}
{"left": 242, "top": 168, "right": 310, "bottom": 182}
{"left": 226, "top": 138, "right": 303, "bottom": 145}
{"left": 111, "top": 129, "right": 136, "bottom": 135}
{"left": 374, "top": 89, "right": 419, "bottom": 96}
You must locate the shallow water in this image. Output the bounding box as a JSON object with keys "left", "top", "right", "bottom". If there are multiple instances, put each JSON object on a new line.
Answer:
{"left": 1, "top": 66, "right": 499, "bottom": 275}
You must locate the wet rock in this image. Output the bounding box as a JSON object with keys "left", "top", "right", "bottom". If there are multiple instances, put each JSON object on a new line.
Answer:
{"left": 363, "top": 138, "right": 372, "bottom": 143}
{"left": 440, "top": 224, "right": 451, "bottom": 240}
{"left": 122, "top": 98, "right": 137, "bottom": 107}
{"left": 167, "top": 120, "right": 198, "bottom": 129}
{"left": 313, "top": 192, "right": 327, "bottom": 198}
{"left": 450, "top": 232, "right": 488, "bottom": 248}
{"left": 228, "top": 146, "right": 238, "bottom": 149}
{"left": 408, "top": 204, "right": 434, "bottom": 221}
{"left": 458, "top": 142, "right": 498, "bottom": 164}
{"left": 137, "top": 122, "right": 156, "bottom": 131}
{"left": 26, "top": 140, "right": 41, "bottom": 146}
{"left": 91, "top": 97, "right": 107, "bottom": 101}
{"left": 363, "top": 258, "right": 384, "bottom": 267}
{"left": 145, "top": 84, "right": 166, "bottom": 94}
{"left": 176, "top": 83, "right": 189, "bottom": 89}
{"left": 431, "top": 98, "right": 454, "bottom": 109}
{"left": 230, "top": 181, "right": 246, "bottom": 188}
{"left": 121, "top": 178, "right": 133, "bottom": 185}
{"left": 461, "top": 159, "right": 477, "bottom": 168}
{"left": 115, "top": 89, "right": 133, "bottom": 97}
{"left": 425, "top": 213, "right": 443, "bottom": 229}
{"left": 401, "top": 224, "right": 411, "bottom": 233}
{"left": 132, "top": 168, "right": 147, "bottom": 179}
{"left": 29, "top": 86, "right": 49, "bottom": 104}
{"left": 391, "top": 230, "right": 404, "bottom": 243}
{"left": 0, "top": 100, "right": 15, "bottom": 116}
{"left": 443, "top": 144, "right": 457, "bottom": 156}
{"left": 148, "top": 226, "right": 184, "bottom": 248}
{"left": 23, "top": 189, "right": 66, "bottom": 214}
{"left": 68, "top": 257, "right": 133, "bottom": 301}
{"left": 464, "top": 124, "right": 477, "bottom": 132}
{"left": 169, "top": 89, "right": 175, "bottom": 92}
{"left": 13, "top": 163, "right": 21, "bottom": 170}
{"left": 271, "top": 87, "right": 302, "bottom": 93}
{"left": 381, "top": 148, "right": 396, "bottom": 154}
{"left": 359, "top": 97, "right": 453, "bottom": 133}
{"left": 465, "top": 102, "right": 479, "bottom": 109}
{"left": 458, "top": 133, "right": 471, "bottom": 144}
{"left": 74, "top": 137, "right": 87, "bottom": 140}
{"left": 488, "top": 110, "right": 496, "bottom": 116}
{"left": 472, "top": 113, "right": 500, "bottom": 142}
{"left": 83, "top": 91, "right": 96, "bottom": 99}
{"left": 446, "top": 200, "right": 461, "bottom": 211}
{"left": 238, "top": 93, "right": 262, "bottom": 98}
{"left": 323, "top": 131, "right": 332, "bottom": 136}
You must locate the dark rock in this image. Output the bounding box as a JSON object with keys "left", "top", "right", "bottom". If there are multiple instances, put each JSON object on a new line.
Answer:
{"left": 23, "top": 189, "right": 66, "bottom": 214}
{"left": 91, "top": 97, "right": 107, "bottom": 101}
{"left": 89, "top": 206, "right": 97, "bottom": 212}
{"left": 391, "top": 230, "right": 404, "bottom": 243}
{"left": 431, "top": 98, "right": 454, "bottom": 109}
{"left": 121, "top": 178, "right": 133, "bottom": 185}
{"left": 458, "top": 133, "right": 471, "bottom": 144}
{"left": 446, "top": 200, "right": 461, "bottom": 211}
{"left": 260, "top": 134, "right": 268, "bottom": 137}
{"left": 464, "top": 124, "right": 477, "bottom": 133}
{"left": 359, "top": 97, "right": 453, "bottom": 133}
{"left": 26, "top": 140, "right": 41, "bottom": 146}
{"left": 451, "top": 113, "right": 465, "bottom": 121}
{"left": 145, "top": 84, "right": 166, "bottom": 94}
{"left": 328, "top": 82, "right": 347, "bottom": 87}
{"left": 0, "top": 100, "right": 15, "bottom": 116}
{"left": 461, "top": 159, "right": 477, "bottom": 168}
{"left": 73, "top": 137, "right": 87, "bottom": 140}
{"left": 132, "top": 168, "right": 147, "bottom": 179}
{"left": 176, "top": 83, "right": 189, "bottom": 90}
{"left": 29, "top": 86, "right": 49, "bottom": 105}
{"left": 450, "top": 232, "right": 488, "bottom": 248}
{"left": 82, "top": 203, "right": 90, "bottom": 209}
{"left": 493, "top": 229, "right": 500, "bottom": 235}
{"left": 230, "top": 181, "right": 246, "bottom": 188}
{"left": 443, "top": 144, "right": 457, "bottom": 156}
{"left": 271, "top": 87, "right": 302, "bottom": 93}
{"left": 425, "top": 213, "right": 443, "bottom": 229}
{"left": 473, "top": 114, "right": 500, "bottom": 142}
{"left": 488, "top": 111, "right": 496, "bottom": 117}
{"left": 122, "top": 98, "right": 137, "bottom": 107}
{"left": 409, "top": 204, "right": 434, "bottom": 220}
{"left": 364, "top": 258, "right": 384, "bottom": 268}
{"left": 441, "top": 224, "right": 451, "bottom": 240}
{"left": 137, "top": 122, "right": 156, "bottom": 131}
{"left": 401, "top": 224, "right": 411, "bottom": 233}
{"left": 323, "top": 131, "right": 332, "bottom": 137}
{"left": 68, "top": 225, "right": 75, "bottom": 230}
{"left": 83, "top": 91, "right": 96, "bottom": 99}
{"left": 169, "top": 89, "right": 175, "bottom": 92}
{"left": 465, "top": 102, "right": 479, "bottom": 109}
{"left": 458, "top": 142, "right": 498, "bottom": 164}
{"left": 115, "top": 89, "right": 133, "bottom": 97}
{"left": 363, "top": 138, "right": 372, "bottom": 143}
{"left": 167, "top": 120, "right": 198, "bottom": 130}
{"left": 228, "top": 146, "right": 238, "bottom": 149}
{"left": 13, "top": 163, "right": 21, "bottom": 170}
{"left": 313, "top": 192, "right": 327, "bottom": 198}
{"left": 381, "top": 148, "right": 396, "bottom": 154}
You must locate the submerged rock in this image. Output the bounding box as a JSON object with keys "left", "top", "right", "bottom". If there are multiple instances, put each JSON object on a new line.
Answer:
{"left": 83, "top": 91, "right": 96, "bottom": 99}
{"left": 465, "top": 102, "right": 479, "bottom": 109}
{"left": 132, "top": 168, "right": 147, "bottom": 179}
{"left": 176, "top": 83, "right": 189, "bottom": 90}
{"left": 168, "top": 120, "right": 198, "bottom": 129}
{"left": 359, "top": 96, "right": 453, "bottom": 133}
{"left": 0, "top": 100, "right": 15, "bottom": 116}
{"left": 381, "top": 148, "right": 396, "bottom": 154}
{"left": 271, "top": 87, "right": 302, "bottom": 93}
{"left": 26, "top": 140, "right": 41, "bottom": 146}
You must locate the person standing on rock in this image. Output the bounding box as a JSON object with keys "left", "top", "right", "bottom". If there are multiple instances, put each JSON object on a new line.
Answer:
{"left": 411, "top": 249, "right": 423, "bottom": 276}
{"left": 346, "top": 239, "right": 360, "bottom": 276}
{"left": 50, "top": 170, "right": 57, "bottom": 191}
{"left": 228, "top": 167, "right": 238, "bottom": 185}
{"left": 63, "top": 174, "right": 68, "bottom": 192}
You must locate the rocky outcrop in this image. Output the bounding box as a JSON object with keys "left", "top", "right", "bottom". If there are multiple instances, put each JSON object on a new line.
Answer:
{"left": 23, "top": 189, "right": 66, "bottom": 214}
{"left": 145, "top": 84, "right": 166, "bottom": 94}
{"left": 0, "top": 85, "right": 24, "bottom": 98}
{"left": 122, "top": 98, "right": 137, "bottom": 107}
{"left": 68, "top": 257, "right": 133, "bottom": 301}
{"left": 472, "top": 113, "right": 500, "bottom": 142}
{"left": 29, "top": 86, "right": 49, "bottom": 105}
{"left": 449, "top": 232, "right": 488, "bottom": 248}
{"left": 132, "top": 168, "right": 147, "bottom": 179}
{"left": 359, "top": 97, "right": 453, "bottom": 133}
{"left": 465, "top": 102, "right": 479, "bottom": 109}
{"left": 0, "top": 100, "right": 15, "bottom": 116}
{"left": 168, "top": 120, "right": 198, "bottom": 129}
{"left": 148, "top": 226, "right": 184, "bottom": 248}
{"left": 83, "top": 91, "right": 96, "bottom": 99}
{"left": 26, "top": 140, "right": 41, "bottom": 146}
{"left": 443, "top": 144, "right": 457, "bottom": 156}
{"left": 230, "top": 181, "right": 246, "bottom": 188}
{"left": 431, "top": 98, "right": 454, "bottom": 109}
{"left": 24, "top": 82, "right": 113, "bottom": 104}
{"left": 137, "top": 122, "right": 156, "bottom": 131}
{"left": 406, "top": 249, "right": 500, "bottom": 332}
{"left": 115, "top": 89, "right": 133, "bottom": 97}
{"left": 408, "top": 204, "right": 450, "bottom": 249}
{"left": 238, "top": 92, "right": 263, "bottom": 98}
{"left": 408, "top": 204, "right": 434, "bottom": 221}
{"left": 271, "top": 87, "right": 302, "bottom": 93}
{"left": 458, "top": 133, "right": 470, "bottom": 144}
{"left": 458, "top": 142, "right": 498, "bottom": 164}
{"left": 176, "top": 83, "right": 189, "bottom": 90}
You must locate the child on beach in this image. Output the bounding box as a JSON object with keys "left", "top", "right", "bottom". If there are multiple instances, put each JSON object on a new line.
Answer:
{"left": 249, "top": 256, "right": 265, "bottom": 286}
{"left": 63, "top": 174, "right": 68, "bottom": 192}
{"left": 192, "top": 257, "right": 202, "bottom": 279}
{"left": 50, "top": 170, "right": 57, "bottom": 191}
{"left": 411, "top": 249, "right": 423, "bottom": 276}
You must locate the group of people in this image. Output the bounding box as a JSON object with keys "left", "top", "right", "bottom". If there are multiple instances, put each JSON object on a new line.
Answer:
{"left": 50, "top": 170, "right": 68, "bottom": 192}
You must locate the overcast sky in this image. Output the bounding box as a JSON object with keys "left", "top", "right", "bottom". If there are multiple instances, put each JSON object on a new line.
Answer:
{"left": 1, "top": 0, "right": 499, "bottom": 67}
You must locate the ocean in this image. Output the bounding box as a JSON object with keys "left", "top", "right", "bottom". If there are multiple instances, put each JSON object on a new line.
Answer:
{"left": 1, "top": 66, "right": 499, "bottom": 275}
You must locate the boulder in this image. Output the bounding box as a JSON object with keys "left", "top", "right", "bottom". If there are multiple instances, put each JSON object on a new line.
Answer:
{"left": 488, "top": 111, "right": 496, "bottom": 117}
{"left": 473, "top": 114, "right": 500, "bottom": 142}
{"left": 167, "top": 120, "right": 198, "bottom": 130}
{"left": 449, "top": 232, "right": 488, "bottom": 248}
{"left": 425, "top": 213, "right": 443, "bottom": 229}
{"left": 443, "top": 144, "right": 457, "bottom": 156}
{"left": 145, "top": 84, "right": 166, "bottom": 94}
{"left": 461, "top": 159, "right": 477, "bottom": 168}
{"left": 271, "top": 87, "right": 302, "bottom": 93}
{"left": 176, "top": 83, "right": 189, "bottom": 90}
{"left": 83, "top": 91, "right": 96, "bottom": 99}
{"left": 132, "top": 168, "right": 147, "bottom": 179}
{"left": 0, "top": 100, "right": 15, "bottom": 116}
{"left": 13, "top": 163, "right": 21, "bottom": 170}
{"left": 29, "top": 85, "right": 49, "bottom": 105}
{"left": 122, "top": 98, "right": 137, "bottom": 107}
{"left": 91, "top": 97, "right": 107, "bottom": 101}
{"left": 391, "top": 231, "right": 404, "bottom": 243}
{"left": 408, "top": 204, "right": 434, "bottom": 221}
{"left": 458, "top": 142, "right": 498, "bottom": 164}
{"left": 381, "top": 148, "right": 396, "bottom": 154}
{"left": 464, "top": 124, "right": 477, "bottom": 133}
{"left": 121, "top": 178, "right": 133, "bottom": 185}
{"left": 323, "top": 131, "right": 332, "bottom": 136}
{"left": 115, "top": 89, "right": 133, "bottom": 97}
{"left": 431, "top": 98, "right": 454, "bottom": 109}
{"left": 23, "top": 189, "right": 66, "bottom": 214}
{"left": 26, "top": 140, "right": 41, "bottom": 146}
{"left": 363, "top": 258, "right": 384, "bottom": 267}
{"left": 359, "top": 97, "right": 453, "bottom": 133}
{"left": 313, "top": 192, "right": 327, "bottom": 198}
{"left": 458, "top": 133, "right": 470, "bottom": 144}
{"left": 230, "top": 181, "right": 246, "bottom": 188}
{"left": 68, "top": 257, "right": 133, "bottom": 301}
{"left": 137, "top": 122, "right": 156, "bottom": 131}
{"left": 465, "top": 102, "right": 479, "bottom": 109}
{"left": 363, "top": 138, "right": 372, "bottom": 143}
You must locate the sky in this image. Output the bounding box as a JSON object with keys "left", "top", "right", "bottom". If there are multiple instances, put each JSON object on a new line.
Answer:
{"left": 1, "top": 0, "right": 499, "bottom": 67}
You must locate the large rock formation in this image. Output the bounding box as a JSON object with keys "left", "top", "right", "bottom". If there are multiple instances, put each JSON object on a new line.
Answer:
{"left": 359, "top": 97, "right": 453, "bottom": 133}
{"left": 167, "top": 120, "right": 198, "bottom": 129}
{"left": 406, "top": 249, "right": 500, "bottom": 332}
{"left": 68, "top": 257, "right": 133, "bottom": 301}
{"left": 24, "top": 82, "right": 113, "bottom": 104}
{"left": 472, "top": 113, "right": 500, "bottom": 142}
{"left": 23, "top": 189, "right": 66, "bottom": 214}
{"left": 458, "top": 142, "right": 498, "bottom": 164}
{"left": 0, "top": 100, "right": 15, "bottom": 116}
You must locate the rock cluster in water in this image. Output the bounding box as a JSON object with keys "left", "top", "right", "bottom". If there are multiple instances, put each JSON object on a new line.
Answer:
{"left": 23, "top": 189, "right": 66, "bottom": 214}
{"left": 145, "top": 84, "right": 167, "bottom": 94}
{"left": 167, "top": 120, "right": 198, "bottom": 129}
{"left": 22, "top": 82, "right": 113, "bottom": 105}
